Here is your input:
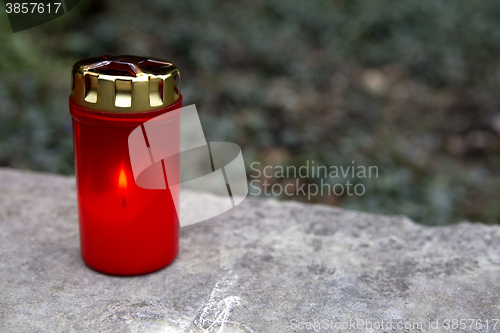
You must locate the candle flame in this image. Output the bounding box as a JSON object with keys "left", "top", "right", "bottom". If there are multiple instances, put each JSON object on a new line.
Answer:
{"left": 118, "top": 168, "right": 127, "bottom": 190}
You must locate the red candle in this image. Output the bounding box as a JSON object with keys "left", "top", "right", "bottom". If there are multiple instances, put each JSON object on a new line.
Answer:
{"left": 69, "top": 56, "right": 182, "bottom": 276}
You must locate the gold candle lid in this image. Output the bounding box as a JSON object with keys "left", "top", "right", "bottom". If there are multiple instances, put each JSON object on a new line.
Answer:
{"left": 71, "top": 55, "right": 180, "bottom": 113}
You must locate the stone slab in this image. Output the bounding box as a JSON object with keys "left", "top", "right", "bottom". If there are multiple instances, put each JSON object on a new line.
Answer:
{"left": 0, "top": 168, "right": 499, "bottom": 332}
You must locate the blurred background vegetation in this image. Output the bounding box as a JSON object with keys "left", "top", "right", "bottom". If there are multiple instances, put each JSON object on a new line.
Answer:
{"left": 1, "top": 0, "right": 500, "bottom": 225}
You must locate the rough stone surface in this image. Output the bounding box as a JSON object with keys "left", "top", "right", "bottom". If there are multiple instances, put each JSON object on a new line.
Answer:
{"left": 0, "top": 167, "right": 499, "bottom": 332}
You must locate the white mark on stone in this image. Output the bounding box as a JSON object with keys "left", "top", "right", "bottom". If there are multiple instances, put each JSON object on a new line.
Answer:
{"left": 194, "top": 273, "right": 242, "bottom": 332}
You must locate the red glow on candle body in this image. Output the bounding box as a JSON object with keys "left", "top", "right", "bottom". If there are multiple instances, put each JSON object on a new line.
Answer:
{"left": 69, "top": 96, "right": 182, "bottom": 276}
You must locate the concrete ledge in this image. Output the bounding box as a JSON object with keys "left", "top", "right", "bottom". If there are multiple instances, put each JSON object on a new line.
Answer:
{"left": 0, "top": 168, "right": 499, "bottom": 332}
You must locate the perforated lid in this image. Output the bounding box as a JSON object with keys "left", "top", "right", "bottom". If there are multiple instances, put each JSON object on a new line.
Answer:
{"left": 71, "top": 55, "right": 180, "bottom": 112}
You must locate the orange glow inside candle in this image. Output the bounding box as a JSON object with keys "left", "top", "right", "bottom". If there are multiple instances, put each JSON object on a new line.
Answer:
{"left": 118, "top": 168, "right": 128, "bottom": 191}
{"left": 118, "top": 167, "right": 128, "bottom": 206}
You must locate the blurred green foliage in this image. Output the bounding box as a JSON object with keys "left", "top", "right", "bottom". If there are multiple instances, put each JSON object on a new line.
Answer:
{"left": 1, "top": 0, "right": 500, "bottom": 225}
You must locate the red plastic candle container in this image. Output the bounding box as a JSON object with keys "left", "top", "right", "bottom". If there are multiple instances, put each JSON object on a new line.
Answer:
{"left": 69, "top": 56, "right": 181, "bottom": 276}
